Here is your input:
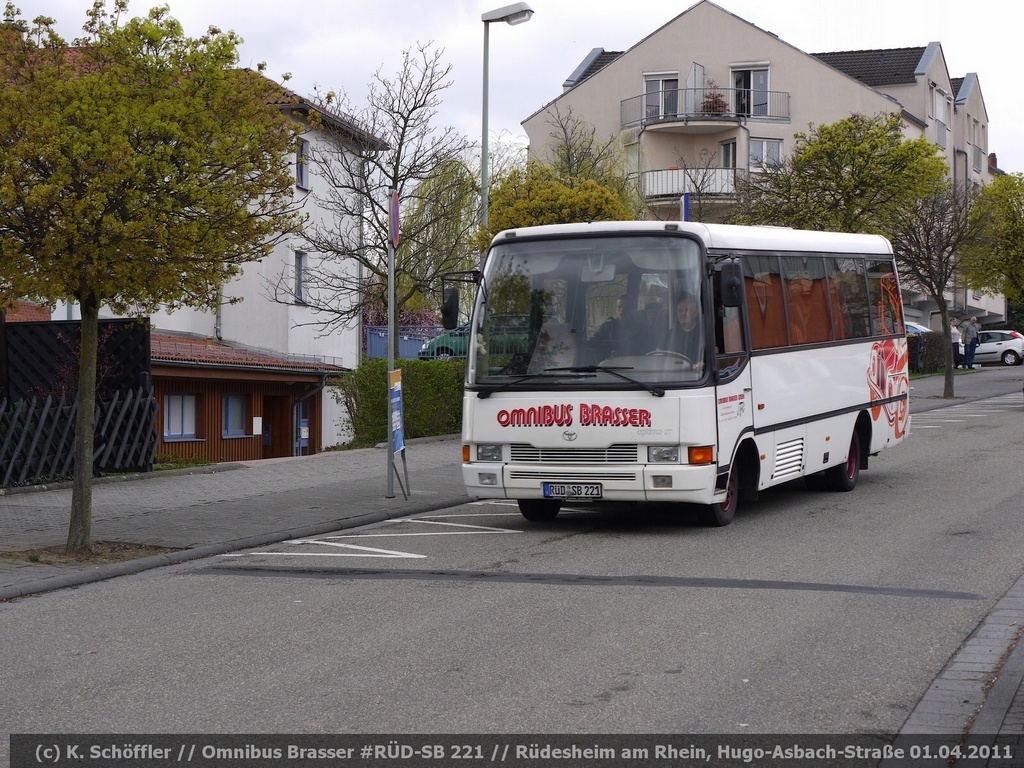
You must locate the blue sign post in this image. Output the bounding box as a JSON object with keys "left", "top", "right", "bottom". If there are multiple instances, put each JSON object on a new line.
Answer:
{"left": 388, "top": 368, "right": 409, "bottom": 499}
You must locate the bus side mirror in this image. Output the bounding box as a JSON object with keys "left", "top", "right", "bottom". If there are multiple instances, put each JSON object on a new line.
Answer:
{"left": 719, "top": 262, "right": 743, "bottom": 308}
{"left": 441, "top": 287, "right": 459, "bottom": 329}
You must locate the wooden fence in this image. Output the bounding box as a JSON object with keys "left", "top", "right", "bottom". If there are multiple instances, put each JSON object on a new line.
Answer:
{"left": 0, "top": 386, "right": 157, "bottom": 488}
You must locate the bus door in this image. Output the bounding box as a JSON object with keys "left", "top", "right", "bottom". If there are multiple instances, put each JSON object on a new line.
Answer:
{"left": 712, "top": 266, "right": 752, "bottom": 488}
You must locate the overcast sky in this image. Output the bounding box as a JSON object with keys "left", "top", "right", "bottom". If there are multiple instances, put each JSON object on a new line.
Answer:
{"left": 27, "top": 0, "right": 1023, "bottom": 172}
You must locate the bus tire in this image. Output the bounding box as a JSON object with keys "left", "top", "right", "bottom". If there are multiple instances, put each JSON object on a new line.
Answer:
{"left": 700, "top": 469, "right": 738, "bottom": 527}
{"left": 518, "top": 499, "right": 561, "bottom": 521}
{"left": 826, "top": 430, "right": 860, "bottom": 492}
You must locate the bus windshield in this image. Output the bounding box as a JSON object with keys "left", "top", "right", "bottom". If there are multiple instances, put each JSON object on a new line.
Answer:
{"left": 467, "top": 234, "right": 706, "bottom": 389}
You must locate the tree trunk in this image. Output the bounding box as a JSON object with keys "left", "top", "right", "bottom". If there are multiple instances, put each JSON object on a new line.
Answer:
{"left": 938, "top": 307, "right": 955, "bottom": 400}
{"left": 66, "top": 296, "right": 99, "bottom": 554}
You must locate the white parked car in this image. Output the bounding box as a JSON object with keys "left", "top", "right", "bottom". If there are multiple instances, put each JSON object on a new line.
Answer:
{"left": 905, "top": 321, "right": 932, "bottom": 335}
{"left": 972, "top": 329, "right": 1024, "bottom": 366}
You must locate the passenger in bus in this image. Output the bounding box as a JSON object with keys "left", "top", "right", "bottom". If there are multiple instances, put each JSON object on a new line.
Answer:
{"left": 590, "top": 294, "right": 634, "bottom": 355}
{"left": 640, "top": 300, "right": 668, "bottom": 351}
{"left": 665, "top": 294, "right": 704, "bottom": 368}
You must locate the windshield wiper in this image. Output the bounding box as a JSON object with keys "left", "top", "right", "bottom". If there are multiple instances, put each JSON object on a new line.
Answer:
{"left": 545, "top": 366, "right": 665, "bottom": 397}
{"left": 475, "top": 372, "right": 563, "bottom": 399}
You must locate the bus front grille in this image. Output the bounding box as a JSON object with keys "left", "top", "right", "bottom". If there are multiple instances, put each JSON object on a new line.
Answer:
{"left": 509, "top": 444, "right": 639, "bottom": 463}
{"left": 508, "top": 470, "right": 638, "bottom": 482}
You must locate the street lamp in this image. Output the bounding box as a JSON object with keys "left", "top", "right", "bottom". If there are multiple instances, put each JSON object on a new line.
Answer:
{"left": 480, "top": 2, "right": 534, "bottom": 233}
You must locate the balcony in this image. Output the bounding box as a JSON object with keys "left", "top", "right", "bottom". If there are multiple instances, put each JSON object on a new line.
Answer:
{"left": 641, "top": 167, "right": 742, "bottom": 199}
{"left": 622, "top": 87, "right": 790, "bottom": 131}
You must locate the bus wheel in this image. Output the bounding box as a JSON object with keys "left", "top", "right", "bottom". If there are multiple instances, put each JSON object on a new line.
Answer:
{"left": 826, "top": 430, "right": 860, "bottom": 492}
{"left": 700, "top": 470, "right": 738, "bottom": 527}
{"left": 518, "top": 499, "right": 561, "bottom": 521}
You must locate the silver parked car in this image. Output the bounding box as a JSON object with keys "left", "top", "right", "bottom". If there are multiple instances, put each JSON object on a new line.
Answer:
{"left": 972, "top": 329, "right": 1024, "bottom": 366}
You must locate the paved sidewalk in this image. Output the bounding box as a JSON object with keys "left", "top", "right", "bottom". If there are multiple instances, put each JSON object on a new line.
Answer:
{"left": 0, "top": 435, "right": 470, "bottom": 601}
{"left": 2, "top": 366, "right": 1024, "bottom": 758}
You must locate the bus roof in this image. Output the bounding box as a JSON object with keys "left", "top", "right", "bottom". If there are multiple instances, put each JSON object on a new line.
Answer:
{"left": 489, "top": 221, "right": 893, "bottom": 255}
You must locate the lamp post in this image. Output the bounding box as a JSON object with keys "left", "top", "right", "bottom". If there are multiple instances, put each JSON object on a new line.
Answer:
{"left": 480, "top": 2, "right": 534, "bottom": 233}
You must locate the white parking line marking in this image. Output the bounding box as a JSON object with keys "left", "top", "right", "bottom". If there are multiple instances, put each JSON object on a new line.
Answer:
{"left": 320, "top": 519, "right": 519, "bottom": 539}
{"left": 223, "top": 541, "right": 426, "bottom": 559}
{"left": 221, "top": 518, "right": 519, "bottom": 561}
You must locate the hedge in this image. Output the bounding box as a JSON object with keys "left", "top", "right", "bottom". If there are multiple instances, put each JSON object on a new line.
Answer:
{"left": 908, "top": 331, "right": 950, "bottom": 374}
{"left": 332, "top": 357, "right": 465, "bottom": 448}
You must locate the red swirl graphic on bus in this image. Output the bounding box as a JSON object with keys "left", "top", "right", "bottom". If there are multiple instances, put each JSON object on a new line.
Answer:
{"left": 867, "top": 338, "right": 909, "bottom": 439}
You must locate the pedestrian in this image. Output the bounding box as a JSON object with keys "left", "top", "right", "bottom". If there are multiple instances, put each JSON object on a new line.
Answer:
{"left": 961, "top": 316, "right": 981, "bottom": 368}
{"left": 949, "top": 317, "right": 962, "bottom": 368}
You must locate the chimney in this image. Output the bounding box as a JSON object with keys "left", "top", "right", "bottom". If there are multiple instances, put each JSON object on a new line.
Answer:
{"left": 0, "top": 20, "right": 27, "bottom": 55}
{"left": 0, "top": 19, "right": 28, "bottom": 39}
{"left": 988, "top": 153, "right": 998, "bottom": 171}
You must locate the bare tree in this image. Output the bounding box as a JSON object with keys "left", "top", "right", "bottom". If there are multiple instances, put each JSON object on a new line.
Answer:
{"left": 538, "top": 105, "right": 642, "bottom": 217}
{"left": 889, "top": 182, "right": 987, "bottom": 397}
{"left": 271, "top": 43, "right": 476, "bottom": 339}
{"left": 668, "top": 147, "right": 728, "bottom": 223}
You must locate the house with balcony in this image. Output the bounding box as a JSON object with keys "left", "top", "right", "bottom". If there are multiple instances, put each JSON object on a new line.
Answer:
{"left": 522, "top": 0, "right": 1004, "bottom": 326}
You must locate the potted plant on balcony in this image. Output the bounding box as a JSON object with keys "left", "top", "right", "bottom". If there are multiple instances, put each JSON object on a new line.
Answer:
{"left": 700, "top": 81, "right": 728, "bottom": 116}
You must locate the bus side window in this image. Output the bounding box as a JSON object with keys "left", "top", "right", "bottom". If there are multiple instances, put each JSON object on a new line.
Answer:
{"left": 719, "top": 305, "right": 744, "bottom": 353}
{"left": 744, "top": 257, "right": 787, "bottom": 349}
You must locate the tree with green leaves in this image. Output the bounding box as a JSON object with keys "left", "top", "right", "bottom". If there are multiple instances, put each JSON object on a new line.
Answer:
{"left": 961, "top": 173, "right": 1024, "bottom": 303}
{"left": 732, "top": 113, "right": 947, "bottom": 233}
{"left": 481, "top": 162, "right": 634, "bottom": 245}
{"left": 0, "top": 2, "right": 304, "bottom": 552}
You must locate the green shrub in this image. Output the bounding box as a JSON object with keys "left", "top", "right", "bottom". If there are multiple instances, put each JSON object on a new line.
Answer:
{"left": 333, "top": 358, "right": 465, "bottom": 448}
{"left": 907, "top": 331, "right": 949, "bottom": 373}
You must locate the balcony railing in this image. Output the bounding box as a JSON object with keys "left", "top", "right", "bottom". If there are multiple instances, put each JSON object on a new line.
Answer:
{"left": 641, "top": 167, "right": 741, "bottom": 198}
{"left": 621, "top": 87, "right": 790, "bottom": 129}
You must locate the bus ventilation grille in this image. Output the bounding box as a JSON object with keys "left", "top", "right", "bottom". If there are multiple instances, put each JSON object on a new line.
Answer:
{"left": 773, "top": 437, "right": 804, "bottom": 479}
{"left": 509, "top": 444, "right": 640, "bottom": 464}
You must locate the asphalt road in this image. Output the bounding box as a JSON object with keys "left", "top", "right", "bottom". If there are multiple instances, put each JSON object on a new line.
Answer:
{"left": 1, "top": 376, "right": 1023, "bottom": 750}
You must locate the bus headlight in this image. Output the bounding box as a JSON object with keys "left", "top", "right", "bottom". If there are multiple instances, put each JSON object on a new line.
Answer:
{"left": 648, "top": 446, "right": 679, "bottom": 463}
{"left": 477, "top": 444, "right": 502, "bottom": 461}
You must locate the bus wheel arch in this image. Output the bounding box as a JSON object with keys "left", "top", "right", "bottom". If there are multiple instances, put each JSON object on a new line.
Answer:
{"left": 699, "top": 439, "right": 759, "bottom": 527}
{"left": 734, "top": 438, "right": 761, "bottom": 502}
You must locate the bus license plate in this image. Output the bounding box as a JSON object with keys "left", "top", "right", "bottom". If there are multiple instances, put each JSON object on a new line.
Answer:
{"left": 543, "top": 482, "right": 603, "bottom": 499}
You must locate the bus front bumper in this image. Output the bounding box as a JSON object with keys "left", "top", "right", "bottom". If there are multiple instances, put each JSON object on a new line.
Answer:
{"left": 461, "top": 462, "right": 721, "bottom": 505}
